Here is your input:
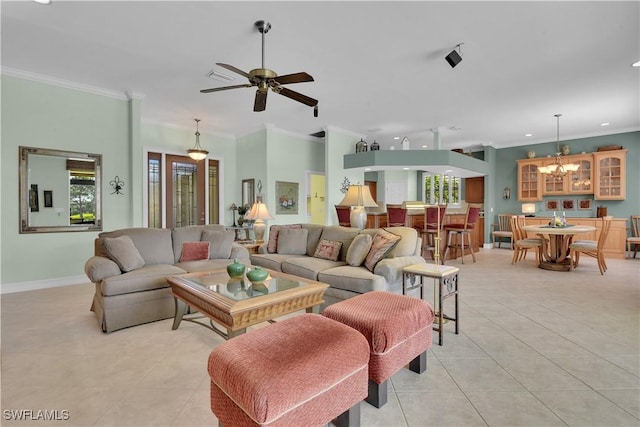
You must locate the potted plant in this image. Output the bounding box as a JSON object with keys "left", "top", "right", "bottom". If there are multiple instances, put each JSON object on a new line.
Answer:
{"left": 237, "top": 204, "right": 250, "bottom": 226}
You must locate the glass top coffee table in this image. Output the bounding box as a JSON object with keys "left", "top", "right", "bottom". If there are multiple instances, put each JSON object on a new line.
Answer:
{"left": 166, "top": 268, "right": 329, "bottom": 339}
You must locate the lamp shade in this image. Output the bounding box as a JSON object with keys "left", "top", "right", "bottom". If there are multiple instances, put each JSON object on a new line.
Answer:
{"left": 522, "top": 203, "right": 536, "bottom": 215}
{"left": 244, "top": 201, "right": 273, "bottom": 221}
{"left": 338, "top": 185, "right": 378, "bottom": 208}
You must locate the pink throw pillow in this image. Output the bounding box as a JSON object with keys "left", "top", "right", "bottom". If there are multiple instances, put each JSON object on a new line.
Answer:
{"left": 180, "top": 241, "right": 210, "bottom": 262}
{"left": 363, "top": 229, "right": 401, "bottom": 271}
{"left": 313, "top": 239, "right": 343, "bottom": 261}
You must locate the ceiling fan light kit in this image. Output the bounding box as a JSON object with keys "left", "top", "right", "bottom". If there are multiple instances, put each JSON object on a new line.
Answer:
{"left": 200, "top": 20, "right": 318, "bottom": 113}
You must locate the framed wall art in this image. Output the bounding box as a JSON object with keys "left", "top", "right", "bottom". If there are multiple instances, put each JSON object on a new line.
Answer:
{"left": 562, "top": 199, "right": 575, "bottom": 210}
{"left": 578, "top": 199, "right": 592, "bottom": 210}
{"left": 29, "top": 184, "right": 39, "bottom": 212}
{"left": 275, "top": 181, "right": 298, "bottom": 214}
{"left": 545, "top": 199, "right": 559, "bottom": 211}
{"left": 44, "top": 190, "right": 53, "bottom": 208}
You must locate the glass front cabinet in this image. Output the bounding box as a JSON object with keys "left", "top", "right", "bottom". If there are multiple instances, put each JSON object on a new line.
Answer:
{"left": 517, "top": 159, "right": 543, "bottom": 201}
{"left": 594, "top": 150, "right": 627, "bottom": 200}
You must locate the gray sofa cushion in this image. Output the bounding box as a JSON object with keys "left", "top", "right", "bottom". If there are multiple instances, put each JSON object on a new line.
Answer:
{"left": 346, "top": 234, "right": 373, "bottom": 266}
{"left": 103, "top": 235, "right": 145, "bottom": 272}
{"left": 176, "top": 258, "right": 248, "bottom": 273}
{"left": 277, "top": 228, "right": 309, "bottom": 255}
{"left": 250, "top": 253, "right": 307, "bottom": 271}
{"left": 385, "top": 227, "right": 419, "bottom": 257}
{"left": 282, "top": 257, "right": 346, "bottom": 281}
{"left": 172, "top": 224, "right": 227, "bottom": 263}
{"left": 301, "top": 224, "right": 324, "bottom": 256}
{"left": 100, "top": 264, "right": 186, "bottom": 296}
{"left": 318, "top": 265, "right": 387, "bottom": 294}
{"left": 201, "top": 230, "right": 235, "bottom": 259}
{"left": 318, "top": 226, "right": 361, "bottom": 261}
{"left": 98, "top": 228, "right": 174, "bottom": 266}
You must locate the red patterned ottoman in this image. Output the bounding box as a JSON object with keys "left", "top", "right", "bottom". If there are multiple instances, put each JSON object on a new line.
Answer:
{"left": 322, "top": 291, "right": 434, "bottom": 408}
{"left": 208, "top": 314, "right": 369, "bottom": 427}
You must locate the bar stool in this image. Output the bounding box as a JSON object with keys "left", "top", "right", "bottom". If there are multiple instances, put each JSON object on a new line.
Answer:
{"left": 386, "top": 204, "right": 407, "bottom": 227}
{"left": 420, "top": 205, "right": 447, "bottom": 263}
{"left": 443, "top": 205, "right": 481, "bottom": 263}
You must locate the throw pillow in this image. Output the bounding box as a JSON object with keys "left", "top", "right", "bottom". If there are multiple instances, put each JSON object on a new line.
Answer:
{"left": 103, "top": 235, "right": 145, "bottom": 272}
{"left": 313, "top": 239, "right": 343, "bottom": 261}
{"left": 346, "top": 233, "right": 373, "bottom": 266}
{"left": 276, "top": 228, "right": 308, "bottom": 255}
{"left": 201, "top": 230, "right": 235, "bottom": 259}
{"left": 364, "top": 229, "right": 401, "bottom": 272}
{"left": 180, "top": 241, "right": 210, "bottom": 262}
{"left": 267, "top": 224, "right": 302, "bottom": 253}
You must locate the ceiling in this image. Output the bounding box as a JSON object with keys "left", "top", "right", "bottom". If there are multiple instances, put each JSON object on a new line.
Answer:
{"left": 2, "top": 1, "right": 639, "bottom": 151}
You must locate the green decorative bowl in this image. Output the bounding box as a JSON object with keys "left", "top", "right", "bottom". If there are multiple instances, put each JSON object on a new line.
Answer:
{"left": 247, "top": 267, "right": 268, "bottom": 283}
{"left": 226, "top": 259, "right": 245, "bottom": 278}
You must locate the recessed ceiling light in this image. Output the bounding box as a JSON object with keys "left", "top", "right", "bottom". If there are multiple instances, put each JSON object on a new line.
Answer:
{"left": 632, "top": 60, "right": 640, "bottom": 67}
{"left": 33, "top": 0, "right": 50, "bottom": 3}
{"left": 402, "top": 167, "right": 410, "bottom": 170}
{"left": 445, "top": 169, "right": 453, "bottom": 173}
{"left": 393, "top": 136, "right": 400, "bottom": 140}
{"left": 364, "top": 168, "right": 371, "bottom": 171}
{"left": 367, "top": 128, "right": 383, "bottom": 133}
{"left": 524, "top": 133, "right": 533, "bottom": 137}
{"left": 600, "top": 122, "right": 611, "bottom": 127}
{"left": 421, "top": 145, "right": 428, "bottom": 148}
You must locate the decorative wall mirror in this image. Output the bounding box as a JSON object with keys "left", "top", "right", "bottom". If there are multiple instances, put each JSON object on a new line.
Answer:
{"left": 241, "top": 178, "right": 255, "bottom": 207}
{"left": 19, "top": 146, "right": 102, "bottom": 233}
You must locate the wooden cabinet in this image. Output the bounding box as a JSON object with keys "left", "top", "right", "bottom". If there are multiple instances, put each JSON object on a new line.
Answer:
{"left": 465, "top": 177, "right": 484, "bottom": 203}
{"left": 541, "top": 153, "right": 593, "bottom": 195}
{"left": 517, "top": 159, "right": 543, "bottom": 201}
{"left": 594, "top": 150, "right": 627, "bottom": 200}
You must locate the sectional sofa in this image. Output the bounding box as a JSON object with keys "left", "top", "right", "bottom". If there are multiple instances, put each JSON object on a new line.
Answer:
{"left": 250, "top": 224, "right": 425, "bottom": 309}
{"left": 84, "top": 225, "right": 250, "bottom": 332}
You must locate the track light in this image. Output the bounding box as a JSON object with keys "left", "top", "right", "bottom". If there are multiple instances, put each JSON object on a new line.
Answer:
{"left": 314, "top": 105, "right": 318, "bottom": 117}
{"left": 445, "top": 43, "right": 464, "bottom": 68}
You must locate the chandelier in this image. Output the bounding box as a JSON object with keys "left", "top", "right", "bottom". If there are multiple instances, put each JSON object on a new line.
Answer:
{"left": 187, "top": 118, "right": 208, "bottom": 160}
{"left": 538, "top": 114, "right": 579, "bottom": 179}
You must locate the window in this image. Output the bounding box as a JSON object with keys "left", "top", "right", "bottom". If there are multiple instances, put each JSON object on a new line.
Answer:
{"left": 148, "top": 153, "right": 162, "bottom": 228}
{"left": 68, "top": 162, "right": 96, "bottom": 224}
{"left": 422, "top": 173, "right": 460, "bottom": 206}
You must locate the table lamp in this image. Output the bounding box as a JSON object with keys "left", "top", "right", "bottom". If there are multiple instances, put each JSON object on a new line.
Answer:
{"left": 338, "top": 184, "right": 378, "bottom": 229}
{"left": 230, "top": 203, "right": 238, "bottom": 227}
{"left": 244, "top": 201, "right": 273, "bottom": 243}
{"left": 522, "top": 203, "right": 536, "bottom": 217}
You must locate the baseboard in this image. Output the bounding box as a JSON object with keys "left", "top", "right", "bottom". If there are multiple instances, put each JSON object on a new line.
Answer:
{"left": 483, "top": 243, "right": 494, "bottom": 249}
{"left": 0, "top": 275, "right": 89, "bottom": 294}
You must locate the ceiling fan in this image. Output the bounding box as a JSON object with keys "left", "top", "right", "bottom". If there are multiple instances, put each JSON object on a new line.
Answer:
{"left": 200, "top": 20, "right": 318, "bottom": 113}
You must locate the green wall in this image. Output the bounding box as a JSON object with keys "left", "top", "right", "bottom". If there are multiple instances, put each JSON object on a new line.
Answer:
{"left": 1, "top": 76, "right": 132, "bottom": 286}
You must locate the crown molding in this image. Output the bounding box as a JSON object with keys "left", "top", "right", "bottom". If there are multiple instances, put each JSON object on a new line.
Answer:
{"left": 1, "top": 66, "right": 129, "bottom": 100}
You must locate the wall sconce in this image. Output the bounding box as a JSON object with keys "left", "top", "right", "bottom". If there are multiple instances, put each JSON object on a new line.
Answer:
{"left": 503, "top": 187, "right": 511, "bottom": 200}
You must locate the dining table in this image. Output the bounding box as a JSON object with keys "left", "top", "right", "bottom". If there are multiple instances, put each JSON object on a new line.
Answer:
{"left": 522, "top": 224, "right": 596, "bottom": 271}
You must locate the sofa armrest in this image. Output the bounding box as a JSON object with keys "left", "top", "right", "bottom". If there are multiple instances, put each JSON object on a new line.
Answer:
{"left": 374, "top": 255, "right": 426, "bottom": 285}
{"left": 230, "top": 244, "right": 250, "bottom": 260}
{"left": 85, "top": 256, "right": 121, "bottom": 283}
{"left": 257, "top": 243, "right": 269, "bottom": 254}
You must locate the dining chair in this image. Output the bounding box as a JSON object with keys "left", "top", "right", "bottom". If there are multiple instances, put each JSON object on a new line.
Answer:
{"left": 420, "top": 205, "right": 447, "bottom": 263}
{"left": 386, "top": 204, "right": 407, "bottom": 227}
{"left": 443, "top": 205, "right": 481, "bottom": 263}
{"left": 491, "top": 213, "right": 514, "bottom": 249}
{"left": 335, "top": 205, "right": 351, "bottom": 227}
{"left": 510, "top": 215, "right": 542, "bottom": 265}
{"left": 569, "top": 216, "right": 612, "bottom": 275}
{"left": 626, "top": 215, "right": 640, "bottom": 259}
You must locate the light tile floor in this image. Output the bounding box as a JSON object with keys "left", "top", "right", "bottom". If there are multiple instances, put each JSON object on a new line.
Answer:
{"left": 1, "top": 249, "right": 638, "bottom": 426}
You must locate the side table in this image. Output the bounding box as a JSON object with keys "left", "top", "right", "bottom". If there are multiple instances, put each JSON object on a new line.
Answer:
{"left": 402, "top": 263, "right": 459, "bottom": 345}
{"left": 239, "top": 243, "right": 260, "bottom": 255}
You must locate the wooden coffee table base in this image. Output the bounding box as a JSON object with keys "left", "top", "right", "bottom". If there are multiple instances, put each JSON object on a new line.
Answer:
{"left": 167, "top": 269, "right": 328, "bottom": 340}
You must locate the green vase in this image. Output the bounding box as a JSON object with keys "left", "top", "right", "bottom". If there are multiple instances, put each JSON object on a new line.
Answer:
{"left": 226, "top": 258, "right": 245, "bottom": 278}
{"left": 247, "top": 267, "right": 268, "bottom": 283}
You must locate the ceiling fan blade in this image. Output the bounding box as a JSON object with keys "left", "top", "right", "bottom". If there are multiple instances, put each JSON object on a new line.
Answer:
{"left": 200, "top": 84, "right": 252, "bottom": 93}
{"left": 254, "top": 90, "right": 267, "bottom": 112}
{"left": 277, "top": 87, "right": 318, "bottom": 107}
{"left": 273, "top": 72, "right": 314, "bottom": 85}
{"left": 216, "top": 63, "right": 251, "bottom": 78}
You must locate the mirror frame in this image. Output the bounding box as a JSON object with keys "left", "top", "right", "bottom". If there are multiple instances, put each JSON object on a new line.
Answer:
{"left": 19, "top": 146, "right": 103, "bottom": 233}
{"left": 241, "top": 178, "right": 255, "bottom": 207}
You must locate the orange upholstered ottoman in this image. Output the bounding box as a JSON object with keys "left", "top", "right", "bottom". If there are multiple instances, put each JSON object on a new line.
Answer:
{"left": 208, "top": 314, "right": 369, "bottom": 427}
{"left": 323, "top": 291, "right": 434, "bottom": 408}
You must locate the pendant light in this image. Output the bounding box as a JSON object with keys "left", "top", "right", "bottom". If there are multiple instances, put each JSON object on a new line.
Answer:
{"left": 187, "top": 118, "right": 208, "bottom": 160}
{"left": 538, "top": 114, "right": 579, "bottom": 179}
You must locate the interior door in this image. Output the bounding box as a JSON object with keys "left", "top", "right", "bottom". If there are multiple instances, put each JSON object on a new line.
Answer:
{"left": 165, "top": 155, "right": 205, "bottom": 228}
